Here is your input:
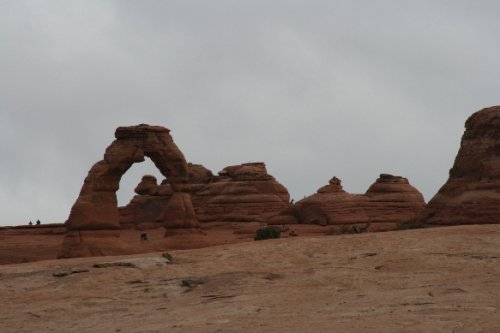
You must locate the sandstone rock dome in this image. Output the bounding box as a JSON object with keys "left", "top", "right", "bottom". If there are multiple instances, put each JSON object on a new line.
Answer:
{"left": 269, "top": 174, "right": 425, "bottom": 231}
{"left": 419, "top": 106, "right": 500, "bottom": 225}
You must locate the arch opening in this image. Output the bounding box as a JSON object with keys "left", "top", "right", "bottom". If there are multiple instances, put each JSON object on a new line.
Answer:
{"left": 117, "top": 157, "right": 165, "bottom": 207}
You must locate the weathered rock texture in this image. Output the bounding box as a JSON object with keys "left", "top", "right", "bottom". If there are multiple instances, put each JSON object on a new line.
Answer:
{"left": 60, "top": 124, "right": 199, "bottom": 258}
{"left": 119, "top": 162, "right": 291, "bottom": 226}
{"left": 269, "top": 174, "right": 425, "bottom": 231}
{"left": 419, "top": 106, "right": 500, "bottom": 225}
{"left": 194, "top": 163, "right": 290, "bottom": 222}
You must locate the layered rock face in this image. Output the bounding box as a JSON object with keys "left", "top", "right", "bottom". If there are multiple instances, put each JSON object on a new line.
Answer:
{"left": 194, "top": 163, "right": 290, "bottom": 222}
{"left": 119, "top": 162, "right": 291, "bottom": 226}
{"left": 60, "top": 125, "right": 199, "bottom": 258}
{"left": 269, "top": 174, "right": 425, "bottom": 231}
{"left": 419, "top": 106, "right": 500, "bottom": 225}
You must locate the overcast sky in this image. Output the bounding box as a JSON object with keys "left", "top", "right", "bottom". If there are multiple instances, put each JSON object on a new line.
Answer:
{"left": 1, "top": 1, "right": 499, "bottom": 226}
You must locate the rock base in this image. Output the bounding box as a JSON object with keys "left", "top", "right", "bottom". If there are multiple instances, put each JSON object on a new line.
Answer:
{"left": 58, "top": 230, "right": 134, "bottom": 258}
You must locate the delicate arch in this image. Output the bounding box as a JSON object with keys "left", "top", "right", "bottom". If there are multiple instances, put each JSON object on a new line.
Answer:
{"left": 66, "top": 124, "right": 191, "bottom": 231}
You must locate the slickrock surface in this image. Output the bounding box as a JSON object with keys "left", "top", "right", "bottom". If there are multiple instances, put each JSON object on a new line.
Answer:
{"left": 0, "top": 222, "right": 336, "bottom": 265}
{"left": 0, "top": 225, "right": 67, "bottom": 264}
{"left": 61, "top": 124, "right": 199, "bottom": 258}
{"left": 271, "top": 175, "right": 425, "bottom": 231}
{"left": 420, "top": 106, "right": 500, "bottom": 225}
{"left": 1, "top": 225, "right": 499, "bottom": 333}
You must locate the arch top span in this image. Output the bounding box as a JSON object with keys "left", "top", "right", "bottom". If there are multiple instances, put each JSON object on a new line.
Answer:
{"left": 111, "top": 124, "right": 189, "bottom": 185}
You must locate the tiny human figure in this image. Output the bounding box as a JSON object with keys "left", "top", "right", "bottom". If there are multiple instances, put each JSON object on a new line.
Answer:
{"left": 290, "top": 198, "right": 295, "bottom": 204}
{"left": 36, "top": 220, "right": 41, "bottom": 225}
{"left": 28, "top": 221, "right": 33, "bottom": 226}
{"left": 140, "top": 232, "right": 148, "bottom": 241}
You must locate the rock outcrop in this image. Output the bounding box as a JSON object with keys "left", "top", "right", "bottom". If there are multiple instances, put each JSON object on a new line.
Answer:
{"left": 60, "top": 124, "right": 199, "bottom": 258}
{"left": 118, "top": 175, "right": 171, "bottom": 229}
{"left": 194, "top": 163, "right": 290, "bottom": 222}
{"left": 269, "top": 174, "right": 425, "bottom": 231}
{"left": 119, "top": 162, "right": 291, "bottom": 226}
{"left": 419, "top": 106, "right": 500, "bottom": 225}
{"left": 134, "top": 175, "right": 158, "bottom": 195}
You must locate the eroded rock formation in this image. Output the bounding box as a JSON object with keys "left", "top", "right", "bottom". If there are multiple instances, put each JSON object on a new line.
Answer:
{"left": 269, "top": 174, "right": 425, "bottom": 231}
{"left": 60, "top": 124, "right": 199, "bottom": 258}
{"left": 118, "top": 175, "right": 172, "bottom": 229}
{"left": 419, "top": 106, "right": 500, "bottom": 225}
{"left": 195, "top": 163, "right": 290, "bottom": 222}
{"left": 119, "top": 162, "right": 291, "bottom": 226}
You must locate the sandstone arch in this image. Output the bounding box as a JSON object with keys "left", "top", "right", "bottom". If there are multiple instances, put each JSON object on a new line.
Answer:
{"left": 60, "top": 124, "right": 199, "bottom": 258}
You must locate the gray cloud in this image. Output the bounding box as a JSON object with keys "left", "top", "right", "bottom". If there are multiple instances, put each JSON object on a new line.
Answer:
{"left": 1, "top": 0, "right": 499, "bottom": 225}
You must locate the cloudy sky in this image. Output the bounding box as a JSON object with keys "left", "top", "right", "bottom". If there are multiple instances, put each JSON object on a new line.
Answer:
{"left": 1, "top": 1, "right": 499, "bottom": 226}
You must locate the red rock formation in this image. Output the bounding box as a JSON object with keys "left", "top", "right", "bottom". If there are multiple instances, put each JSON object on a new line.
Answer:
{"left": 119, "top": 162, "right": 291, "bottom": 226}
{"left": 134, "top": 175, "right": 159, "bottom": 195}
{"left": 195, "top": 163, "right": 290, "bottom": 222}
{"left": 60, "top": 124, "right": 199, "bottom": 258}
{"left": 118, "top": 163, "right": 212, "bottom": 229}
{"left": 164, "top": 192, "right": 199, "bottom": 230}
{"left": 419, "top": 106, "right": 500, "bottom": 225}
{"left": 119, "top": 175, "right": 170, "bottom": 229}
{"left": 269, "top": 174, "right": 425, "bottom": 231}
{"left": 188, "top": 163, "right": 214, "bottom": 184}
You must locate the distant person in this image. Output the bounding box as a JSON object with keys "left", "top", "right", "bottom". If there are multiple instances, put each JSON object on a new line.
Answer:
{"left": 36, "top": 220, "right": 41, "bottom": 225}
{"left": 28, "top": 221, "right": 33, "bottom": 226}
{"left": 290, "top": 198, "right": 295, "bottom": 204}
{"left": 140, "top": 232, "right": 148, "bottom": 241}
